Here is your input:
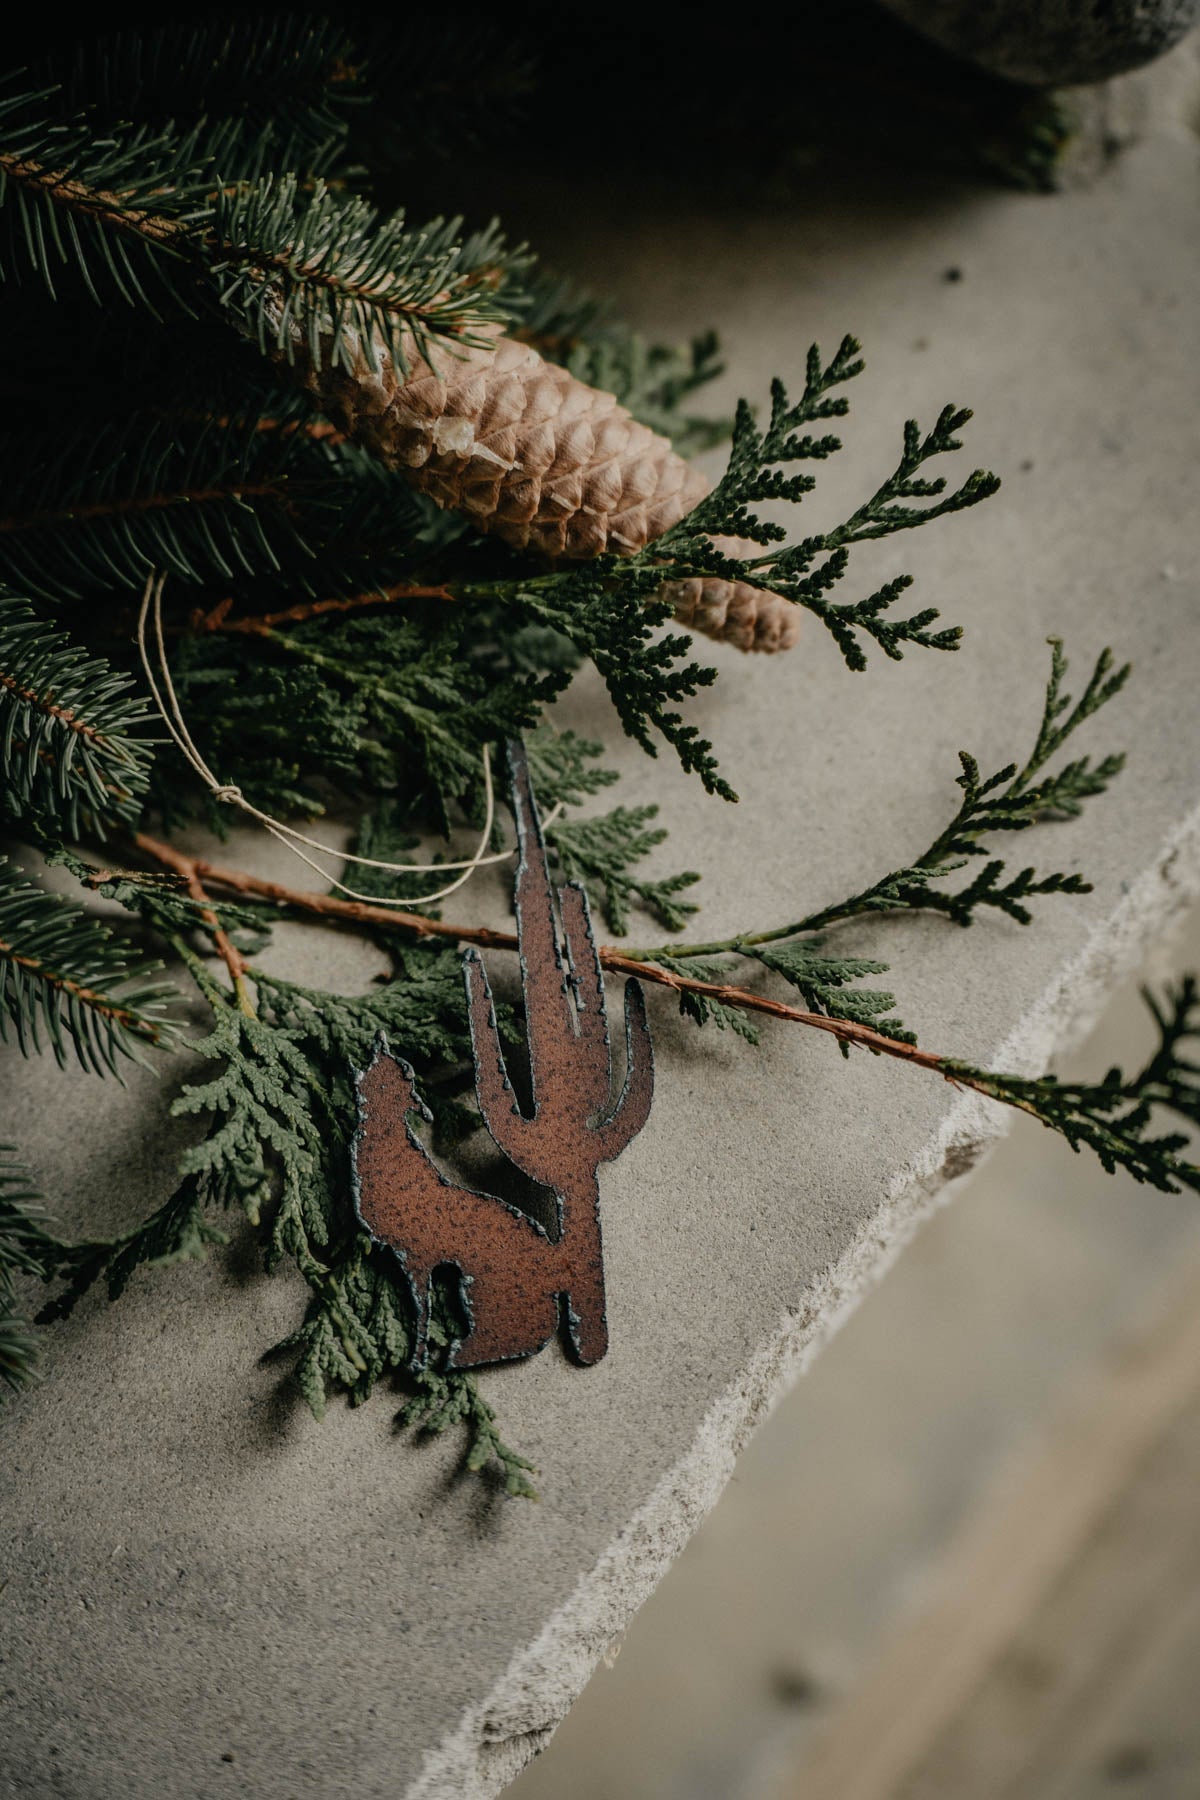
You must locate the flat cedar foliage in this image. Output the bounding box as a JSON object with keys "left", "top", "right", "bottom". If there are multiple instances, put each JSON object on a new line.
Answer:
{"left": 1, "top": 18, "right": 1197, "bottom": 1496}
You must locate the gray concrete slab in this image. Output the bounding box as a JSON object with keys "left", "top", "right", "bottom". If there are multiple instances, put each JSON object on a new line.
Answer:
{"left": 2, "top": 56, "right": 1199, "bottom": 1800}
{"left": 505, "top": 913, "right": 1200, "bottom": 1800}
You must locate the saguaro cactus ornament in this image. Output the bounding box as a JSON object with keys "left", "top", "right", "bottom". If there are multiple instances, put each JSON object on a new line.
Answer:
{"left": 352, "top": 740, "right": 654, "bottom": 1370}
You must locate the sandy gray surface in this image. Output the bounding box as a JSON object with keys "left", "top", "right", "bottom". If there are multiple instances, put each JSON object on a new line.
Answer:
{"left": 2, "top": 69, "right": 1199, "bottom": 1800}
{"left": 507, "top": 913, "right": 1200, "bottom": 1800}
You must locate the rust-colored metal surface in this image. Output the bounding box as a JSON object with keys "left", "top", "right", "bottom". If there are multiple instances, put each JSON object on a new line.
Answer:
{"left": 352, "top": 739, "right": 654, "bottom": 1370}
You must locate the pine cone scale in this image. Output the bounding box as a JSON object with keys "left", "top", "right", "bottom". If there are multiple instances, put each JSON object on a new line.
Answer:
{"left": 290, "top": 320, "right": 797, "bottom": 651}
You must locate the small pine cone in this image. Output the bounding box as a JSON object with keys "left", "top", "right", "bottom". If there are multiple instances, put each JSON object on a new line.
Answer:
{"left": 660, "top": 535, "right": 799, "bottom": 654}
{"left": 665, "top": 571, "right": 799, "bottom": 654}
{"left": 289, "top": 321, "right": 798, "bottom": 653}
{"left": 293, "top": 325, "right": 708, "bottom": 561}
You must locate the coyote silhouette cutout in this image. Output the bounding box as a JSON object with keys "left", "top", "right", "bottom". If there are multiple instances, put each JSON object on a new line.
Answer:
{"left": 352, "top": 739, "right": 654, "bottom": 1369}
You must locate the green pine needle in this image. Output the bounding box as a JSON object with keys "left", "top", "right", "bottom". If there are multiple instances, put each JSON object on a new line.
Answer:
{"left": 0, "top": 858, "right": 177, "bottom": 1073}
{"left": 0, "top": 1146, "right": 58, "bottom": 1393}
{"left": 0, "top": 591, "right": 155, "bottom": 835}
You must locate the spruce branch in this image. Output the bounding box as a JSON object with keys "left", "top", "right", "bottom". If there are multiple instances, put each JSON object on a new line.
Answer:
{"left": 51, "top": 18, "right": 360, "bottom": 179}
{"left": 0, "top": 81, "right": 524, "bottom": 368}
{"left": 0, "top": 857, "right": 177, "bottom": 1073}
{"left": 0, "top": 592, "right": 155, "bottom": 836}
{"left": 0, "top": 1145, "right": 59, "bottom": 1392}
{"left": 0, "top": 416, "right": 342, "bottom": 602}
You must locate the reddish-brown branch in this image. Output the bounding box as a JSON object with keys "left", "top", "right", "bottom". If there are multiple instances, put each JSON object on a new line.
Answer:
{"left": 215, "top": 414, "right": 345, "bottom": 443}
{"left": 0, "top": 153, "right": 480, "bottom": 332}
{"left": 126, "top": 832, "right": 980, "bottom": 1088}
{"left": 1, "top": 669, "right": 110, "bottom": 744}
{"left": 0, "top": 937, "right": 162, "bottom": 1043}
{"left": 132, "top": 833, "right": 254, "bottom": 1014}
{"left": 0, "top": 482, "right": 291, "bottom": 535}
{"left": 189, "top": 582, "right": 454, "bottom": 637}
{"left": 0, "top": 155, "right": 185, "bottom": 249}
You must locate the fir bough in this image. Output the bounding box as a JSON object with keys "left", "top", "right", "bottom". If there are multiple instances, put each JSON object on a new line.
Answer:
{"left": 0, "top": 1145, "right": 57, "bottom": 1393}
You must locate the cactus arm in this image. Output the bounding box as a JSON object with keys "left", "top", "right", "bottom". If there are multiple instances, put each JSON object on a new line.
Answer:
{"left": 557, "top": 880, "right": 613, "bottom": 1117}
{"left": 463, "top": 947, "right": 536, "bottom": 1167}
{"left": 508, "top": 738, "right": 577, "bottom": 1107}
{"left": 595, "top": 979, "right": 654, "bottom": 1163}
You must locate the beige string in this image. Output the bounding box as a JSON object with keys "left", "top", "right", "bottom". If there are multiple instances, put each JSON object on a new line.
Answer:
{"left": 137, "top": 573, "right": 558, "bottom": 906}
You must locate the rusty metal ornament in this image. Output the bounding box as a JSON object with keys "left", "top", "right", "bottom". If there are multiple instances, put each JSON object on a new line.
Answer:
{"left": 351, "top": 739, "right": 654, "bottom": 1371}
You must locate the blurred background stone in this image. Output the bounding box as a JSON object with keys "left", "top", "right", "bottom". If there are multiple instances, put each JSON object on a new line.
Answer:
{"left": 879, "top": 0, "right": 1198, "bottom": 85}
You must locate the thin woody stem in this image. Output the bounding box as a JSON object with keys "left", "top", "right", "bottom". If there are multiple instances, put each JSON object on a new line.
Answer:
{"left": 190, "top": 582, "right": 454, "bottom": 637}
{"left": 0, "top": 482, "right": 293, "bottom": 535}
{"left": 122, "top": 831, "right": 1011, "bottom": 1106}
{"left": 0, "top": 935, "right": 164, "bottom": 1044}
{"left": 132, "top": 833, "right": 255, "bottom": 1016}
{"left": 0, "top": 152, "right": 488, "bottom": 336}
{"left": 0, "top": 669, "right": 114, "bottom": 747}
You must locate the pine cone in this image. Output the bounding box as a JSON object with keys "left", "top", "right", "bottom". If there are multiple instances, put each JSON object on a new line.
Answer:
{"left": 296, "top": 326, "right": 707, "bottom": 560}
{"left": 661, "top": 535, "right": 799, "bottom": 654}
{"left": 292, "top": 322, "right": 796, "bottom": 652}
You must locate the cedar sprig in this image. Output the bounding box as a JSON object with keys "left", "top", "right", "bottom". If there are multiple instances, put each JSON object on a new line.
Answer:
{"left": 651, "top": 337, "right": 1000, "bottom": 670}
{"left": 950, "top": 977, "right": 1200, "bottom": 1195}
{"left": 401, "top": 1305, "right": 541, "bottom": 1500}
{"left": 35, "top": 1177, "right": 227, "bottom": 1327}
{"left": 501, "top": 558, "right": 734, "bottom": 799}
{"left": 26, "top": 931, "right": 538, "bottom": 1493}
{"left": 625, "top": 639, "right": 1127, "bottom": 1043}
{"left": 798, "top": 640, "right": 1129, "bottom": 931}
{"left": 547, "top": 806, "right": 701, "bottom": 936}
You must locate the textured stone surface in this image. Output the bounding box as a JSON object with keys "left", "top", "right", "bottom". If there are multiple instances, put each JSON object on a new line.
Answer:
{"left": 2, "top": 67, "right": 1200, "bottom": 1800}
{"left": 880, "top": 0, "right": 1198, "bottom": 85}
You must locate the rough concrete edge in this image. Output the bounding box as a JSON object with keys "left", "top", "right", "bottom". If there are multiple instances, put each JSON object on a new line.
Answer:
{"left": 406, "top": 800, "right": 1200, "bottom": 1800}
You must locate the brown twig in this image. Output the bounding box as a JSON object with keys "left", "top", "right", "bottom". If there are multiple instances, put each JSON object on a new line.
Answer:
{"left": 126, "top": 831, "right": 990, "bottom": 1094}
{"left": 0, "top": 156, "right": 185, "bottom": 250}
{"left": 0, "top": 152, "right": 490, "bottom": 333}
{"left": 0, "top": 483, "right": 292, "bottom": 535}
{"left": 132, "top": 833, "right": 254, "bottom": 1015}
{"left": 0, "top": 935, "right": 164, "bottom": 1044}
{"left": 189, "top": 582, "right": 454, "bottom": 637}
{"left": 213, "top": 414, "right": 345, "bottom": 443}
{"left": 1, "top": 670, "right": 111, "bottom": 745}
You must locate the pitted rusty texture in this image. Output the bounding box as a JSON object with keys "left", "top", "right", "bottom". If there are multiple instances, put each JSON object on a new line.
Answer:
{"left": 352, "top": 739, "right": 654, "bottom": 1370}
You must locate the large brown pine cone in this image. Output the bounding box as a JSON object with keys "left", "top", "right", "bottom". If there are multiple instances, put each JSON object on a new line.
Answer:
{"left": 294, "top": 322, "right": 796, "bottom": 652}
